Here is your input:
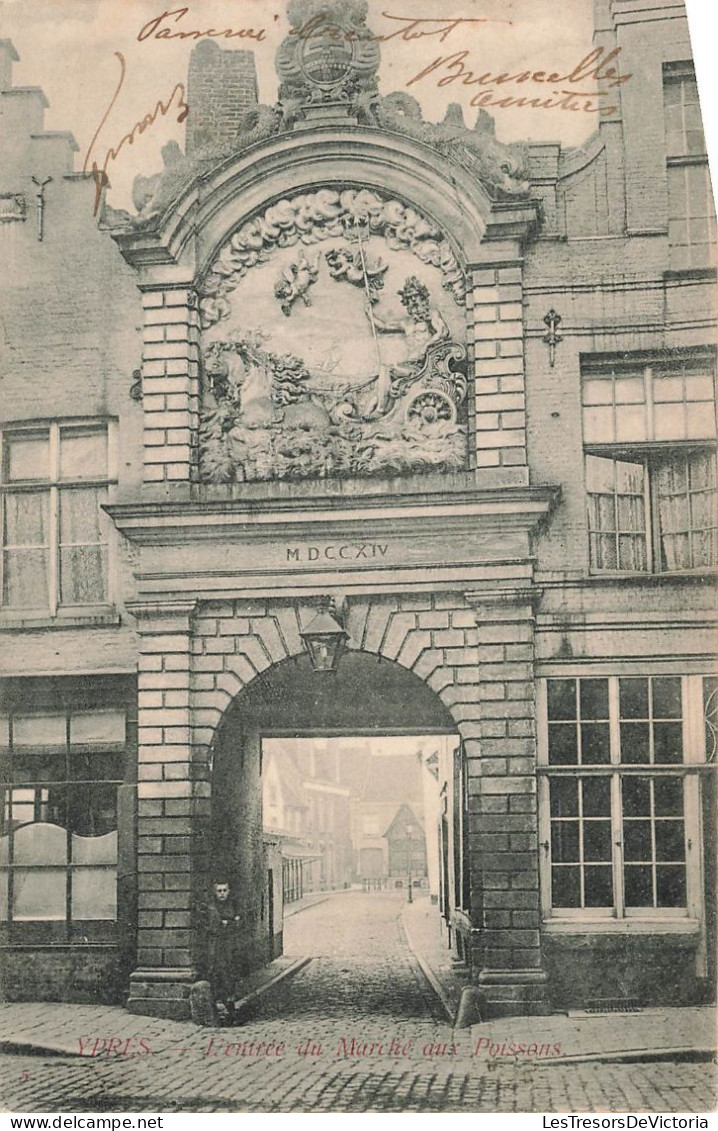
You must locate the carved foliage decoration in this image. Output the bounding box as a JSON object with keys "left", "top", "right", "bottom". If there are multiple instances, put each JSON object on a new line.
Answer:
{"left": 199, "top": 187, "right": 466, "bottom": 329}
{"left": 375, "top": 94, "right": 530, "bottom": 200}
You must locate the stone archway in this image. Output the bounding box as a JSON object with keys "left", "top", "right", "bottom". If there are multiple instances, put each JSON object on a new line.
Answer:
{"left": 126, "top": 588, "right": 550, "bottom": 1021}
{"left": 206, "top": 648, "right": 458, "bottom": 979}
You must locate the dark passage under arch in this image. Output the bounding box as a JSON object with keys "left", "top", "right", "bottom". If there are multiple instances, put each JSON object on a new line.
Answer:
{"left": 205, "top": 650, "right": 457, "bottom": 982}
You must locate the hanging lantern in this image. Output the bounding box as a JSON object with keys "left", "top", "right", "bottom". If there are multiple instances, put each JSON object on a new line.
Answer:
{"left": 300, "top": 598, "right": 348, "bottom": 673}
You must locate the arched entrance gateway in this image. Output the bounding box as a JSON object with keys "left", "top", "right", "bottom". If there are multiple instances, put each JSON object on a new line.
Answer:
{"left": 208, "top": 652, "right": 458, "bottom": 979}
{"left": 107, "top": 0, "right": 558, "bottom": 1021}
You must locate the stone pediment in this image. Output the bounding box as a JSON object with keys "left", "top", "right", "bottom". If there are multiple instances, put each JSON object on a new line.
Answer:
{"left": 106, "top": 108, "right": 530, "bottom": 237}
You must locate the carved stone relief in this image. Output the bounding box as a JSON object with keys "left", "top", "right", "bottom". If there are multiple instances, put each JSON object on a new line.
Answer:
{"left": 275, "top": 0, "right": 381, "bottom": 124}
{"left": 198, "top": 188, "right": 469, "bottom": 484}
{"left": 199, "top": 187, "right": 466, "bottom": 329}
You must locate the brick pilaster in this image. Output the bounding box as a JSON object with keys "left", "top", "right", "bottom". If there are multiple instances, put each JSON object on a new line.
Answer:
{"left": 140, "top": 287, "right": 200, "bottom": 484}
{"left": 464, "top": 586, "right": 549, "bottom": 1017}
{"left": 125, "top": 599, "right": 207, "bottom": 1021}
{"left": 469, "top": 264, "right": 527, "bottom": 475}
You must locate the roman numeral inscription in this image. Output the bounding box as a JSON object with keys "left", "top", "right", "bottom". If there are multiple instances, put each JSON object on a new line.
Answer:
{"left": 286, "top": 543, "right": 390, "bottom": 562}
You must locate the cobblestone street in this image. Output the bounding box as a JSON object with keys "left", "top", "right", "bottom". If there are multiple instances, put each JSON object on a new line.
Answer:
{"left": 1, "top": 893, "right": 716, "bottom": 1114}
{"left": 258, "top": 889, "right": 443, "bottom": 1023}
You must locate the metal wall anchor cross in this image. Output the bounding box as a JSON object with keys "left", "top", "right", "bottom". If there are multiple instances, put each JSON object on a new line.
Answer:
{"left": 543, "top": 309, "right": 563, "bottom": 368}
{"left": 31, "top": 175, "right": 52, "bottom": 241}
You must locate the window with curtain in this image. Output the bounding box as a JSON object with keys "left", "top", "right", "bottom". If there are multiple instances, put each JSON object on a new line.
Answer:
{"left": 539, "top": 676, "right": 707, "bottom": 919}
{"left": 663, "top": 64, "right": 717, "bottom": 271}
{"left": 582, "top": 355, "right": 717, "bottom": 573}
{"left": 0, "top": 706, "right": 125, "bottom": 926}
{"left": 0, "top": 422, "right": 115, "bottom": 614}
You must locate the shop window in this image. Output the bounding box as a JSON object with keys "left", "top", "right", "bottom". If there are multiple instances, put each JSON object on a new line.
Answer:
{"left": 539, "top": 676, "right": 707, "bottom": 920}
{"left": 0, "top": 706, "right": 125, "bottom": 925}
{"left": 582, "top": 355, "right": 717, "bottom": 573}
{"left": 663, "top": 65, "right": 716, "bottom": 270}
{"left": 0, "top": 421, "right": 117, "bottom": 615}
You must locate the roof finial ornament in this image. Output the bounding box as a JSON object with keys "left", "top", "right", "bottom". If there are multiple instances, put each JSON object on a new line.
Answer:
{"left": 275, "top": 0, "right": 381, "bottom": 127}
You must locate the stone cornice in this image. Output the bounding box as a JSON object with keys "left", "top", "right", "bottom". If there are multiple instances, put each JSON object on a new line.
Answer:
{"left": 106, "top": 483, "right": 560, "bottom": 546}
{"left": 465, "top": 584, "right": 542, "bottom": 621}
{"left": 125, "top": 599, "right": 198, "bottom": 634}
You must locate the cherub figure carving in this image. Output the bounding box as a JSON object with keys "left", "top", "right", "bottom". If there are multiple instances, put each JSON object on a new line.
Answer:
{"left": 326, "top": 244, "right": 388, "bottom": 295}
{"left": 274, "top": 250, "right": 320, "bottom": 316}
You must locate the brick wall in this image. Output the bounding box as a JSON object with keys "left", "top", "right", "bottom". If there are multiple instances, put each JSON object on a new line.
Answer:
{"left": 0, "top": 948, "right": 124, "bottom": 1005}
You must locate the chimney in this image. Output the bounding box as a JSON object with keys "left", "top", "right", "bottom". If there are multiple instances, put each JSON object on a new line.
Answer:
{"left": 0, "top": 39, "right": 20, "bottom": 90}
{"left": 185, "top": 40, "right": 259, "bottom": 155}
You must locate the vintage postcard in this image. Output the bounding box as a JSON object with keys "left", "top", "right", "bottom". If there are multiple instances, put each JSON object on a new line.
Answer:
{"left": 0, "top": 0, "right": 716, "bottom": 1116}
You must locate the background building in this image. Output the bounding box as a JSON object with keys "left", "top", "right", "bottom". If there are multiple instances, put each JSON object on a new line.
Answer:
{"left": 262, "top": 740, "right": 352, "bottom": 898}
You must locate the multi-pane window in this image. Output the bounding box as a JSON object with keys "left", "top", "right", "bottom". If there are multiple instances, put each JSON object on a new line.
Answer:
{"left": 0, "top": 705, "right": 126, "bottom": 926}
{"left": 663, "top": 65, "right": 717, "bottom": 270}
{"left": 540, "top": 676, "right": 705, "bottom": 918}
{"left": 664, "top": 69, "right": 706, "bottom": 157}
{"left": 587, "top": 450, "right": 717, "bottom": 571}
{"left": 582, "top": 356, "right": 717, "bottom": 572}
{"left": 0, "top": 422, "right": 116, "bottom": 614}
{"left": 582, "top": 358, "right": 716, "bottom": 445}
{"left": 667, "top": 164, "right": 717, "bottom": 270}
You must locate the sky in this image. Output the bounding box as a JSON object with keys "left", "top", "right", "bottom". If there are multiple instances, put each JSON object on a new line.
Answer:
{"left": 0, "top": 0, "right": 715, "bottom": 213}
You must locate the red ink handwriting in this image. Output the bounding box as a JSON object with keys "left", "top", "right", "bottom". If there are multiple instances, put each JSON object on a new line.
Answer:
{"left": 138, "top": 7, "right": 266, "bottom": 44}
{"left": 374, "top": 14, "right": 511, "bottom": 44}
{"left": 82, "top": 52, "right": 189, "bottom": 217}
{"left": 290, "top": 12, "right": 508, "bottom": 44}
{"left": 406, "top": 47, "right": 631, "bottom": 116}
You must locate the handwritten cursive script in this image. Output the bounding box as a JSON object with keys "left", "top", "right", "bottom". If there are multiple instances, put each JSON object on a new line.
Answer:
{"left": 290, "top": 12, "right": 508, "bottom": 44}
{"left": 137, "top": 7, "right": 266, "bottom": 43}
{"left": 406, "top": 47, "right": 632, "bottom": 117}
{"left": 82, "top": 52, "right": 189, "bottom": 217}
{"left": 374, "top": 14, "right": 512, "bottom": 43}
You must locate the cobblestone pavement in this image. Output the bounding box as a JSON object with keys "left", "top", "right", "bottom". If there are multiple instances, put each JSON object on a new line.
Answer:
{"left": 1, "top": 892, "right": 716, "bottom": 1114}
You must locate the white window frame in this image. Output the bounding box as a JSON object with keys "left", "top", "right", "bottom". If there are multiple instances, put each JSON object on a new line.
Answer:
{"left": 538, "top": 675, "right": 708, "bottom": 929}
{"left": 585, "top": 448, "right": 717, "bottom": 575}
{"left": 581, "top": 354, "right": 718, "bottom": 575}
{"left": 0, "top": 705, "right": 126, "bottom": 927}
{"left": 582, "top": 356, "right": 717, "bottom": 447}
{"left": 0, "top": 420, "right": 118, "bottom": 618}
{"left": 663, "top": 64, "right": 705, "bottom": 159}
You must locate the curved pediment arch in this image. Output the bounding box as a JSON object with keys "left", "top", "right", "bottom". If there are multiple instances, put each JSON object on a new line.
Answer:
{"left": 111, "top": 127, "right": 537, "bottom": 279}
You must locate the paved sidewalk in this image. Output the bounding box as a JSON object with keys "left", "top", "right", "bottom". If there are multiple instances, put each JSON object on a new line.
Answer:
{"left": 401, "top": 895, "right": 717, "bottom": 1065}
{"left": 0, "top": 887, "right": 715, "bottom": 1113}
{"left": 401, "top": 895, "right": 471, "bottom": 1020}
{"left": 469, "top": 1007, "right": 717, "bottom": 1066}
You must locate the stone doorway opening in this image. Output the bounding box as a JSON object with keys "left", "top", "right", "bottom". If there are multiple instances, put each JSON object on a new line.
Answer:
{"left": 208, "top": 652, "right": 460, "bottom": 1010}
